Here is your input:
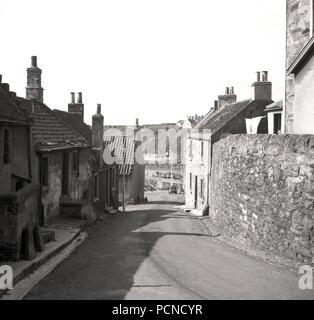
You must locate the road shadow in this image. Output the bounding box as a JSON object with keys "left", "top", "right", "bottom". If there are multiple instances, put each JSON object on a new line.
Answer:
{"left": 147, "top": 200, "right": 184, "bottom": 205}
{"left": 24, "top": 206, "right": 208, "bottom": 300}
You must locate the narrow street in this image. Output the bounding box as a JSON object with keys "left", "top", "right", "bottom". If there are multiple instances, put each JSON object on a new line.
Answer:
{"left": 25, "top": 192, "right": 313, "bottom": 300}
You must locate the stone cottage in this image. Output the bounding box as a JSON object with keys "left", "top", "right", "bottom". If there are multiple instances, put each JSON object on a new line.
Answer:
{"left": 21, "top": 57, "right": 95, "bottom": 223}
{"left": 185, "top": 73, "right": 273, "bottom": 211}
{"left": 0, "top": 76, "right": 40, "bottom": 261}
{"left": 54, "top": 99, "right": 119, "bottom": 213}
{"left": 104, "top": 134, "right": 145, "bottom": 205}
{"left": 286, "top": 0, "right": 314, "bottom": 134}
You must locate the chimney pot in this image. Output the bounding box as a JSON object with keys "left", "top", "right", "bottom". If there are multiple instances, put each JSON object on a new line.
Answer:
{"left": 256, "top": 71, "right": 261, "bottom": 82}
{"left": 262, "top": 71, "right": 268, "bottom": 82}
{"left": 97, "top": 103, "right": 101, "bottom": 115}
{"left": 77, "top": 92, "right": 82, "bottom": 104}
{"left": 31, "top": 56, "right": 37, "bottom": 68}
{"left": 0, "top": 75, "right": 2, "bottom": 83}
{"left": 225, "top": 87, "right": 230, "bottom": 95}
{"left": 230, "top": 87, "right": 234, "bottom": 94}
{"left": 71, "top": 92, "right": 75, "bottom": 104}
{"left": 136, "top": 118, "right": 139, "bottom": 127}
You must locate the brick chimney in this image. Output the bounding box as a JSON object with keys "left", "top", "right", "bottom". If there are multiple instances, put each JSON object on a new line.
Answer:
{"left": 218, "top": 87, "right": 237, "bottom": 109}
{"left": 68, "top": 92, "right": 84, "bottom": 122}
{"left": 214, "top": 100, "right": 219, "bottom": 111}
{"left": 92, "top": 104, "right": 104, "bottom": 167}
{"left": 26, "top": 56, "right": 44, "bottom": 102}
{"left": 252, "top": 71, "right": 272, "bottom": 100}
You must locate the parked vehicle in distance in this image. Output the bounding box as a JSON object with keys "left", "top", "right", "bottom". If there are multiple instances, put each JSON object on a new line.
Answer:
{"left": 169, "top": 186, "right": 177, "bottom": 194}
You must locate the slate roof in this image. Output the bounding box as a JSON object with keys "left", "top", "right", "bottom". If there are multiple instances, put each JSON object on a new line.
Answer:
{"left": 265, "top": 100, "right": 283, "bottom": 112}
{"left": 53, "top": 109, "right": 92, "bottom": 144}
{"left": 196, "top": 99, "right": 271, "bottom": 134}
{"left": 288, "top": 36, "right": 314, "bottom": 75}
{"left": 103, "top": 136, "right": 135, "bottom": 176}
{"left": 0, "top": 85, "right": 30, "bottom": 125}
{"left": 17, "top": 99, "right": 88, "bottom": 151}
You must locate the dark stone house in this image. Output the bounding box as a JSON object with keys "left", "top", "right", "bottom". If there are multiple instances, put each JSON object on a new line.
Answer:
{"left": 0, "top": 56, "right": 120, "bottom": 261}
{"left": 54, "top": 100, "right": 119, "bottom": 212}
{"left": 22, "top": 57, "right": 118, "bottom": 223}
{"left": 0, "top": 77, "right": 40, "bottom": 261}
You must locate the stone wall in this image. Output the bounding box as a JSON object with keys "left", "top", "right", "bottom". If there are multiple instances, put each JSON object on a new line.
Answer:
{"left": 41, "top": 148, "right": 92, "bottom": 221}
{"left": 0, "top": 182, "right": 39, "bottom": 261}
{"left": 286, "top": 0, "right": 312, "bottom": 133}
{"left": 210, "top": 134, "right": 314, "bottom": 264}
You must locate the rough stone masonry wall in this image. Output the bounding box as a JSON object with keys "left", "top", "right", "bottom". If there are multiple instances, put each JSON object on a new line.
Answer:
{"left": 210, "top": 134, "right": 314, "bottom": 264}
{"left": 286, "top": 0, "right": 311, "bottom": 133}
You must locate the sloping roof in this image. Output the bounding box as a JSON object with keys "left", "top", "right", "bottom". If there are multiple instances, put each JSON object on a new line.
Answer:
{"left": 0, "top": 85, "right": 30, "bottom": 125}
{"left": 53, "top": 109, "right": 92, "bottom": 144}
{"left": 265, "top": 100, "right": 283, "bottom": 112}
{"left": 103, "top": 136, "right": 135, "bottom": 175}
{"left": 288, "top": 36, "right": 314, "bottom": 75}
{"left": 17, "top": 99, "right": 88, "bottom": 150}
{"left": 194, "top": 108, "right": 217, "bottom": 130}
{"left": 196, "top": 99, "right": 270, "bottom": 134}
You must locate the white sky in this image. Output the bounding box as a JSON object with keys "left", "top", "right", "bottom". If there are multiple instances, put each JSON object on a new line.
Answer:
{"left": 0, "top": 0, "right": 286, "bottom": 125}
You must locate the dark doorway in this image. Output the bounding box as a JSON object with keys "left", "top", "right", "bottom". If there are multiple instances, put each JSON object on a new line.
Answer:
{"left": 274, "top": 113, "right": 282, "bottom": 134}
{"left": 194, "top": 176, "right": 198, "bottom": 209}
{"left": 62, "top": 152, "right": 69, "bottom": 196}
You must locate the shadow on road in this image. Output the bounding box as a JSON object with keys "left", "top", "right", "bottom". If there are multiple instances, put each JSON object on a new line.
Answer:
{"left": 147, "top": 200, "right": 184, "bottom": 205}
{"left": 24, "top": 205, "right": 207, "bottom": 300}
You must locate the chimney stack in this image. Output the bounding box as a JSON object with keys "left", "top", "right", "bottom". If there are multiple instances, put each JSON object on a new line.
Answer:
{"left": 218, "top": 86, "right": 237, "bottom": 110}
{"left": 92, "top": 104, "right": 104, "bottom": 168}
{"left": 0, "top": 75, "right": 2, "bottom": 83}
{"left": 26, "top": 56, "right": 44, "bottom": 102}
{"left": 252, "top": 71, "right": 272, "bottom": 101}
{"left": 1, "top": 83, "right": 10, "bottom": 92}
{"left": 136, "top": 118, "right": 139, "bottom": 127}
{"left": 68, "top": 92, "right": 84, "bottom": 122}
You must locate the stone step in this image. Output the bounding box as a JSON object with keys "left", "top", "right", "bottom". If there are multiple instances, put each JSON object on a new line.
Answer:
{"left": 60, "top": 203, "right": 82, "bottom": 219}
{"left": 40, "top": 229, "right": 56, "bottom": 244}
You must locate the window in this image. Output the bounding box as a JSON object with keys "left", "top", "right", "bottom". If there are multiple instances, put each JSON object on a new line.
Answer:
{"left": 112, "top": 168, "right": 116, "bottom": 188}
{"left": 72, "top": 150, "right": 79, "bottom": 175}
{"left": 189, "top": 140, "right": 193, "bottom": 159}
{"left": 274, "top": 113, "right": 282, "bottom": 134}
{"left": 94, "top": 174, "right": 99, "bottom": 200}
{"left": 41, "top": 157, "right": 49, "bottom": 187}
{"left": 200, "top": 179, "right": 204, "bottom": 199}
{"left": 201, "top": 142, "right": 204, "bottom": 160}
{"left": 190, "top": 173, "right": 192, "bottom": 190}
{"left": 3, "top": 128, "right": 11, "bottom": 165}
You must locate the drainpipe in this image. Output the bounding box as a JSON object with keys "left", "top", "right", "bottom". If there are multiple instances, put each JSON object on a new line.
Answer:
{"left": 27, "top": 126, "right": 33, "bottom": 179}
{"left": 206, "top": 131, "right": 212, "bottom": 207}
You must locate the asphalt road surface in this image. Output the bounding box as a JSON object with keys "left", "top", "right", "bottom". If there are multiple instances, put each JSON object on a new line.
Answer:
{"left": 25, "top": 192, "right": 314, "bottom": 300}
